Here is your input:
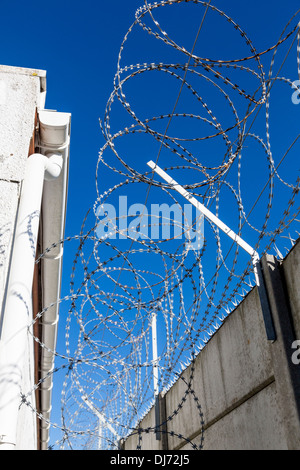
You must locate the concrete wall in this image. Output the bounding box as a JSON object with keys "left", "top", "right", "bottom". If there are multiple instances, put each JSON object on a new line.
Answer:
{"left": 124, "top": 240, "right": 300, "bottom": 450}
{"left": 0, "top": 65, "right": 46, "bottom": 450}
{"left": 0, "top": 65, "right": 45, "bottom": 314}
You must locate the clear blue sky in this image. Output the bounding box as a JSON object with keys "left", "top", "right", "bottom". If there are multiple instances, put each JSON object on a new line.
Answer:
{"left": 1, "top": 0, "right": 299, "bottom": 235}
{"left": 1, "top": 0, "right": 300, "bottom": 449}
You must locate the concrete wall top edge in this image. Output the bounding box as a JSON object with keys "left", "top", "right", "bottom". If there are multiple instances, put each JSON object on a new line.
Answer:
{"left": 0, "top": 64, "right": 46, "bottom": 79}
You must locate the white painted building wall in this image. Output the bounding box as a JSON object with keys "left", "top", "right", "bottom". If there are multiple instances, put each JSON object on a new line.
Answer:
{"left": 0, "top": 65, "right": 45, "bottom": 311}
{"left": 0, "top": 65, "right": 46, "bottom": 450}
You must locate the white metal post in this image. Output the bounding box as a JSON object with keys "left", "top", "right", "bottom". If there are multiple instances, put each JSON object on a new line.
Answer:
{"left": 82, "top": 394, "right": 120, "bottom": 448}
{"left": 147, "top": 161, "right": 257, "bottom": 258}
{"left": 147, "top": 161, "right": 276, "bottom": 341}
{"left": 98, "top": 418, "right": 102, "bottom": 450}
{"left": 151, "top": 311, "right": 159, "bottom": 398}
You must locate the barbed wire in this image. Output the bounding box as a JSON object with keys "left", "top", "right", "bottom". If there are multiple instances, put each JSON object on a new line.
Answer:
{"left": 19, "top": 0, "right": 300, "bottom": 450}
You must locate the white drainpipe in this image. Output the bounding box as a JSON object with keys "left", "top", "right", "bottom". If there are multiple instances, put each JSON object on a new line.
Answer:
{"left": 0, "top": 152, "right": 63, "bottom": 449}
{"left": 37, "top": 110, "right": 70, "bottom": 449}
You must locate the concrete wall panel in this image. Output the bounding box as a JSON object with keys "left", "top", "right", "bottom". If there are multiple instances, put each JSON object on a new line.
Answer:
{"left": 282, "top": 243, "right": 300, "bottom": 339}
{"left": 186, "top": 381, "right": 288, "bottom": 450}
{"left": 124, "top": 240, "right": 300, "bottom": 450}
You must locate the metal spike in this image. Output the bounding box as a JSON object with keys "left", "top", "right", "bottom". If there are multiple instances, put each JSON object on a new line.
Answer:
{"left": 288, "top": 233, "right": 295, "bottom": 246}
{"left": 274, "top": 244, "right": 283, "bottom": 259}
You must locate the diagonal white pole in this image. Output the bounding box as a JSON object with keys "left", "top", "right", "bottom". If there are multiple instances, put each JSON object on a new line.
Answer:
{"left": 147, "top": 160, "right": 258, "bottom": 259}
{"left": 147, "top": 160, "right": 276, "bottom": 341}
{"left": 81, "top": 395, "right": 120, "bottom": 446}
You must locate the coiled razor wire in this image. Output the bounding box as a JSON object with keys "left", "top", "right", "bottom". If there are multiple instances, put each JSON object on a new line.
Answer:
{"left": 21, "top": 0, "right": 300, "bottom": 449}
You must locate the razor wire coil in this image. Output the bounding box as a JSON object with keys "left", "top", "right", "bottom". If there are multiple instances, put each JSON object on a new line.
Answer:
{"left": 16, "top": 0, "right": 300, "bottom": 450}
